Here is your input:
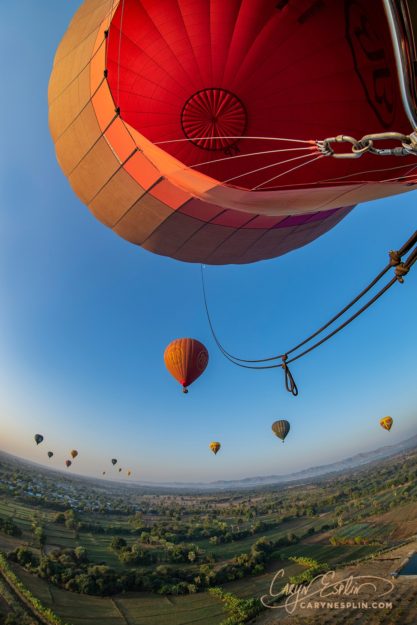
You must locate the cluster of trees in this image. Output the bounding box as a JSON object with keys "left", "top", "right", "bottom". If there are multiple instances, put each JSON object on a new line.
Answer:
{"left": 0, "top": 517, "right": 22, "bottom": 538}
{"left": 0, "top": 552, "right": 64, "bottom": 625}
{"left": 30, "top": 516, "right": 46, "bottom": 548}
{"left": 329, "top": 535, "right": 384, "bottom": 546}
{"left": 54, "top": 510, "right": 131, "bottom": 536}
{"left": 0, "top": 573, "right": 36, "bottom": 625}
{"left": 53, "top": 510, "right": 78, "bottom": 530}
{"left": 110, "top": 537, "right": 154, "bottom": 565}
{"left": 110, "top": 535, "right": 213, "bottom": 566}
{"left": 288, "top": 556, "right": 329, "bottom": 585}
{"left": 7, "top": 531, "right": 307, "bottom": 597}
{"left": 209, "top": 587, "right": 263, "bottom": 625}
{"left": 0, "top": 610, "right": 36, "bottom": 625}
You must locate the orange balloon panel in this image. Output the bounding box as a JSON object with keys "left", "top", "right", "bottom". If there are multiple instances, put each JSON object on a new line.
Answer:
{"left": 49, "top": 0, "right": 416, "bottom": 264}
{"left": 164, "top": 338, "right": 209, "bottom": 392}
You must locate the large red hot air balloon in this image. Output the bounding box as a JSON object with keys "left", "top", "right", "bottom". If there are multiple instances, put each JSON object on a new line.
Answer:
{"left": 49, "top": 1, "right": 417, "bottom": 265}
{"left": 164, "top": 339, "right": 209, "bottom": 393}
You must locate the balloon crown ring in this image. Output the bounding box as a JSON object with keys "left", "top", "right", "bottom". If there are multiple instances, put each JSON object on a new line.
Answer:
{"left": 181, "top": 87, "right": 248, "bottom": 152}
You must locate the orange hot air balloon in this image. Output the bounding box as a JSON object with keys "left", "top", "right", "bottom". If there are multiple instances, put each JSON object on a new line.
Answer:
{"left": 127, "top": 470, "right": 132, "bottom": 477}
{"left": 209, "top": 442, "right": 221, "bottom": 455}
{"left": 65, "top": 460, "right": 72, "bottom": 468}
{"left": 70, "top": 450, "right": 78, "bottom": 459}
{"left": 164, "top": 338, "right": 208, "bottom": 393}
{"left": 49, "top": 1, "right": 417, "bottom": 266}
{"left": 380, "top": 416, "right": 393, "bottom": 431}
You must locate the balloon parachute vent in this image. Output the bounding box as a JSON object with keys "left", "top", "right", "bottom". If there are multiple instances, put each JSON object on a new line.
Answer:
{"left": 181, "top": 88, "right": 247, "bottom": 152}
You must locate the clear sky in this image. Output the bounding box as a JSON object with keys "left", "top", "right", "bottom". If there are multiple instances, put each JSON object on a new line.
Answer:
{"left": 0, "top": 1, "right": 416, "bottom": 483}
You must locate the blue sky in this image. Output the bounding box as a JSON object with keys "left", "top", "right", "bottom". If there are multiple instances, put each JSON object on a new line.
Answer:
{"left": 0, "top": 1, "right": 416, "bottom": 483}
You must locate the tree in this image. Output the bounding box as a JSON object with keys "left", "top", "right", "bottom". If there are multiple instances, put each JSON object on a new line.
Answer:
{"left": 64, "top": 510, "right": 78, "bottom": 530}
{"left": 187, "top": 550, "right": 196, "bottom": 563}
{"left": 129, "top": 512, "right": 144, "bottom": 531}
{"left": 209, "top": 587, "right": 263, "bottom": 625}
{"left": 34, "top": 526, "right": 46, "bottom": 547}
{"left": 110, "top": 537, "right": 127, "bottom": 552}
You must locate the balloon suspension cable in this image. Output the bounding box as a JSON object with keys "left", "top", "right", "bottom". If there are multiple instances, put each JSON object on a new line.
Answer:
{"left": 201, "top": 230, "right": 417, "bottom": 395}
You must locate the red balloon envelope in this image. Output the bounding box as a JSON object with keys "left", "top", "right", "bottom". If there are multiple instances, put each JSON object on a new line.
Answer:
{"left": 49, "top": 0, "right": 417, "bottom": 264}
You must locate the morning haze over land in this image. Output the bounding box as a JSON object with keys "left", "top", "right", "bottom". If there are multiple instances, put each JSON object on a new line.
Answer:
{"left": 1, "top": 440, "right": 417, "bottom": 625}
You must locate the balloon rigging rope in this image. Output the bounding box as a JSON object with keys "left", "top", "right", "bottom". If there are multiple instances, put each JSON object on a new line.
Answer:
{"left": 252, "top": 154, "right": 326, "bottom": 190}
{"left": 154, "top": 136, "right": 314, "bottom": 145}
{"left": 116, "top": 0, "right": 126, "bottom": 108}
{"left": 152, "top": 136, "right": 417, "bottom": 187}
{"left": 201, "top": 230, "right": 417, "bottom": 395}
{"left": 189, "top": 146, "right": 315, "bottom": 169}
{"left": 104, "top": 0, "right": 116, "bottom": 69}
{"left": 224, "top": 151, "right": 320, "bottom": 184}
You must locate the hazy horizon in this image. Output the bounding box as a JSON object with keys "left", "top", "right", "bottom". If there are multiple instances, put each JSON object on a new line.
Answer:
{"left": 2, "top": 426, "right": 416, "bottom": 487}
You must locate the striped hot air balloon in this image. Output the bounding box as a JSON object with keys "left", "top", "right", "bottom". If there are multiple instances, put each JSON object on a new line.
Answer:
{"left": 272, "top": 420, "right": 290, "bottom": 443}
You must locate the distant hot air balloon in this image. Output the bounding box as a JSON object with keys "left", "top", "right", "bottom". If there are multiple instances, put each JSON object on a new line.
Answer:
{"left": 380, "top": 416, "right": 393, "bottom": 431}
{"left": 70, "top": 450, "right": 78, "bottom": 459}
{"left": 65, "top": 460, "right": 72, "bottom": 468}
{"left": 272, "top": 420, "right": 290, "bottom": 443}
{"left": 102, "top": 471, "right": 106, "bottom": 475}
{"left": 34, "top": 434, "right": 44, "bottom": 446}
{"left": 164, "top": 339, "right": 208, "bottom": 393}
{"left": 127, "top": 470, "right": 132, "bottom": 477}
{"left": 209, "top": 442, "right": 221, "bottom": 455}
{"left": 111, "top": 459, "right": 117, "bottom": 466}
{"left": 118, "top": 468, "right": 122, "bottom": 473}
{"left": 47, "top": 452, "right": 54, "bottom": 459}
{"left": 49, "top": 1, "right": 417, "bottom": 266}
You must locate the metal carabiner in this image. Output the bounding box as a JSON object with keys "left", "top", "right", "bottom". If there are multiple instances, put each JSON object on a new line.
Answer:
{"left": 316, "top": 135, "right": 365, "bottom": 159}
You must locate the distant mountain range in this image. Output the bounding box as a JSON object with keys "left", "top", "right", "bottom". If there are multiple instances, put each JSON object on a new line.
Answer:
{"left": 140, "top": 433, "right": 417, "bottom": 490}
